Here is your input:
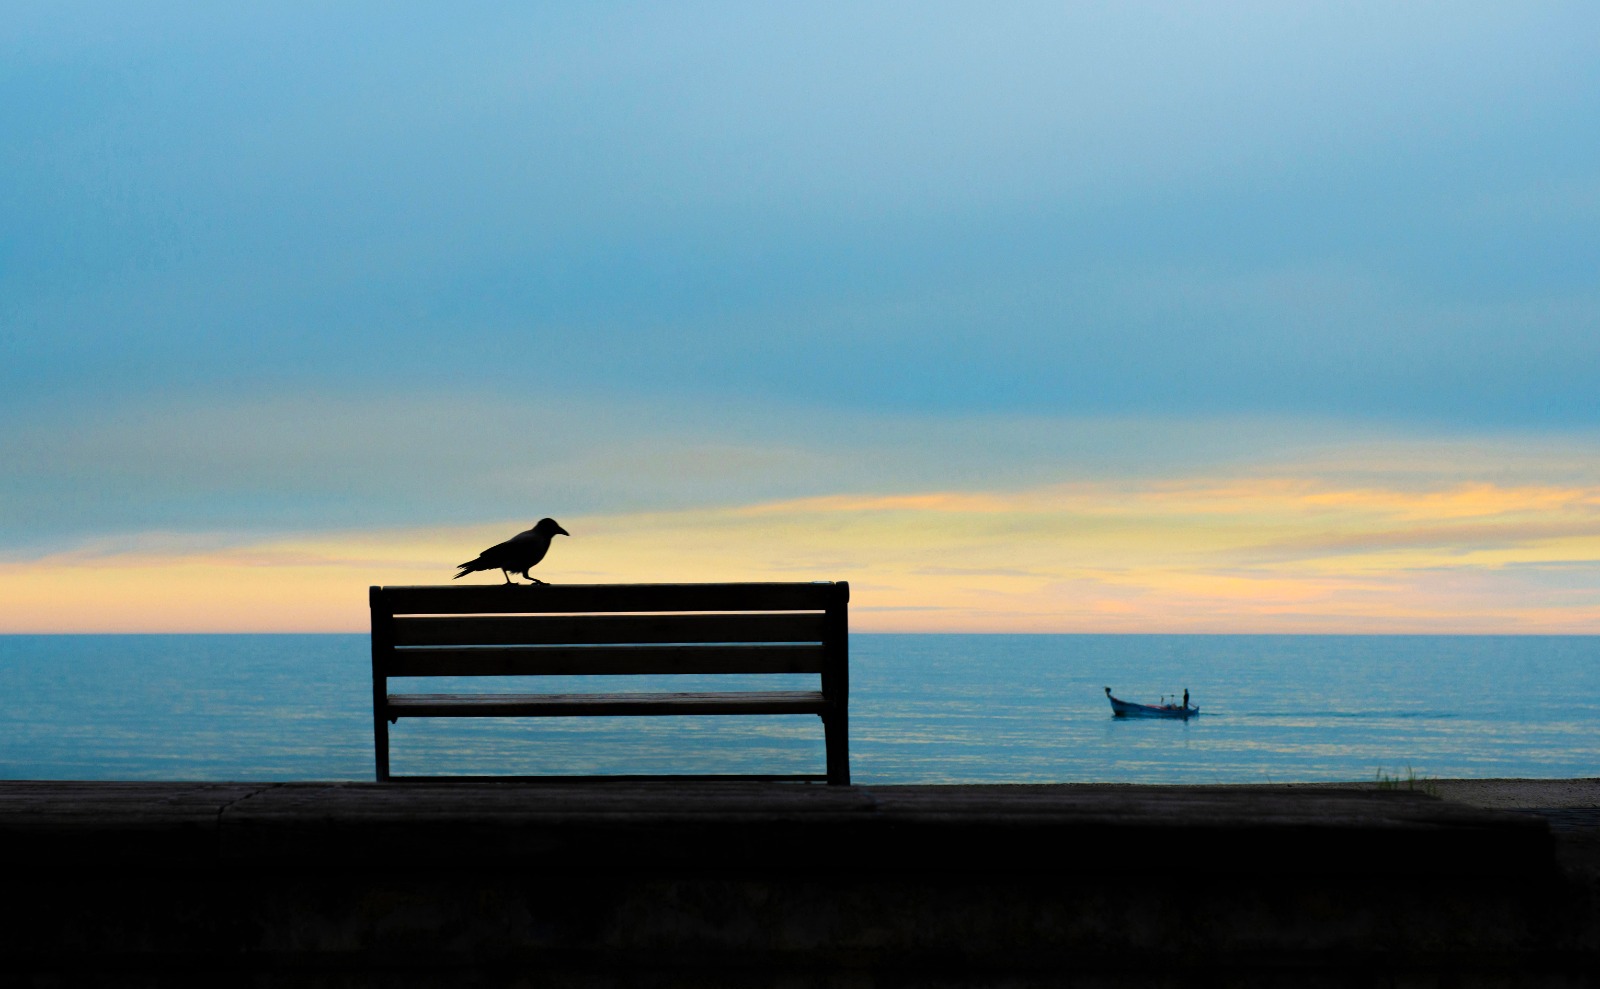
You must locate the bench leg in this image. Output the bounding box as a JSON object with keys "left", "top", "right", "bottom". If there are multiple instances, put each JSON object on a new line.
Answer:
{"left": 823, "top": 709, "right": 850, "bottom": 785}
{"left": 374, "top": 712, "right": 390, "bottom": 782}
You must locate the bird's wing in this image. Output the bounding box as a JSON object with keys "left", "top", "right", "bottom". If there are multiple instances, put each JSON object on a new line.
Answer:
{"left": 485, "top": 530, "right": 552, "bottom": 566}
{"left": 456, "top": 534, "right": 511, "bottom": 567}
{"left": 510, "top": 530, "right": 553, "bottom": 567}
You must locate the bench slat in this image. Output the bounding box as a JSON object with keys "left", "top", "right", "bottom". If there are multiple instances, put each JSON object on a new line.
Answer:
{"left": 385, "top": 690, "right": 830, "bottom": 717}
{"left": 387, "top": 644, "right": 827, "bottom": 676}
{"left": 374, "top": 582, "right": 846, "bottom": 616}
{"left": 391, "top": 613, "right": 826, "bottom": 648}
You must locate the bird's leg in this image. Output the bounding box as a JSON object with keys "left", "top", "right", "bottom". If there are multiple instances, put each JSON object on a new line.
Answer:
{"left": 520, "top": 570, "right": 545, "bottom": 585}
{"left": 501, "top": 569, "right": 514, "bottom": 585}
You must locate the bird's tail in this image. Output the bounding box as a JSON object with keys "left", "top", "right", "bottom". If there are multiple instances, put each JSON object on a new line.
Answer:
{"left": 453, "top": 560, "right": 477, "bottom": 580}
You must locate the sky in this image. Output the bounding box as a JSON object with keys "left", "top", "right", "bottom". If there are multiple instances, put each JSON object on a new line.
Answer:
{"left": 3, "top": 2, "right": 1599, "bottom": 632}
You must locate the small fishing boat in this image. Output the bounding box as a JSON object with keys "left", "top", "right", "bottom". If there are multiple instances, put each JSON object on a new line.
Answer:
{"left": 1104, "top": 686, "right": 1198, "bottom": 719}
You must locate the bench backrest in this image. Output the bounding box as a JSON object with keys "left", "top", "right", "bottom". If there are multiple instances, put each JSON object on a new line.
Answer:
{"left": 369, "top": 582, "right": 850, "bottom": 781}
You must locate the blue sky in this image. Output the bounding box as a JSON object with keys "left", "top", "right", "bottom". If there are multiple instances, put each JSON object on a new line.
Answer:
{"left": 4, "top": 3, "right": 1600, "bottom": 630}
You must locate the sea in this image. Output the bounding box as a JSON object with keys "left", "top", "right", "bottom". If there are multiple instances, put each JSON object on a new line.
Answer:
{"left": 2, "top": 634, "right": 1597, "bottom": 783}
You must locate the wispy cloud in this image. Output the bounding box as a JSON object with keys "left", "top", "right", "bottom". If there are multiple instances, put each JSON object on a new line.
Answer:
{"left": 5, "top": 472, "right": 1598, "bottom": 633}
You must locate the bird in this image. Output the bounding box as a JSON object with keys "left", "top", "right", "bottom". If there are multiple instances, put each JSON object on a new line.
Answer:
{"left": 453, "top": 518, "right": 570, "bottom": 584}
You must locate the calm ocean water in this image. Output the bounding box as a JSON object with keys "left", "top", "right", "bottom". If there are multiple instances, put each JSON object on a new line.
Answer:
{"left": 1, "top": 634, "right": 1596, "bottom": 783}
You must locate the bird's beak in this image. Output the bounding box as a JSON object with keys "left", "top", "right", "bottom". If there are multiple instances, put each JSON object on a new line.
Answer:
{"left": 556, "top": 526, "right": 570, "bottom": 537}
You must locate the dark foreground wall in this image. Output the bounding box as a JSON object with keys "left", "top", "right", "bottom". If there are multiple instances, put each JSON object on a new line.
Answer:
{"left": 1, "top": 781, "right": 1594, "bottom": 987}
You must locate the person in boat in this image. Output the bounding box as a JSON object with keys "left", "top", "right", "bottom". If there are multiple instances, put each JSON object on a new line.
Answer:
{"left": 1183, "top": 688, "right": 1189, "bottom": 709}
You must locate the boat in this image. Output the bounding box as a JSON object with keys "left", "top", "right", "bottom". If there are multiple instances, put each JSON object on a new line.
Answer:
{"left": 1104, "top": 686, "right": 1198, "bottom": 719}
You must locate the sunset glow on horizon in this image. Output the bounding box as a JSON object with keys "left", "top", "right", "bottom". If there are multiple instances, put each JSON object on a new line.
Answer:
{"left": 6, "top": 469, "right": 1597, "bottom": 634}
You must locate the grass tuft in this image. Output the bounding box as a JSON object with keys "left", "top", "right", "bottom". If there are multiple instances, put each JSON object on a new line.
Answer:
{"left": 1374, "top": 765, "right": 1437, "bottom": 796}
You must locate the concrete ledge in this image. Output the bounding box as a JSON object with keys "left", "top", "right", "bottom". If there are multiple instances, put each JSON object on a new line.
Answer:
{"left": 2, "top": 781, "right": 1595, "bottom": 986}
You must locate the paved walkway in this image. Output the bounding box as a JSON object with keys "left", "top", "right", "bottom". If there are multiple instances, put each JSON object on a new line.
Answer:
{"left": 1265, "top": 777, "right": 1600, "bottom": 809}
{"left": 2, "top": 779, "right": 1591, "bottom": 984}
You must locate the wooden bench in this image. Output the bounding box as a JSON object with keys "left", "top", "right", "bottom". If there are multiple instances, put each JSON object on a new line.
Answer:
{"left": 369, "top": 582, "right": 850, "bottom": 784}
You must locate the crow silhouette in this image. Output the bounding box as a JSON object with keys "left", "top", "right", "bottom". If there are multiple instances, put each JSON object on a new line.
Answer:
{"left": 454, "top": 518, "right": 570, "bottom": 584}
